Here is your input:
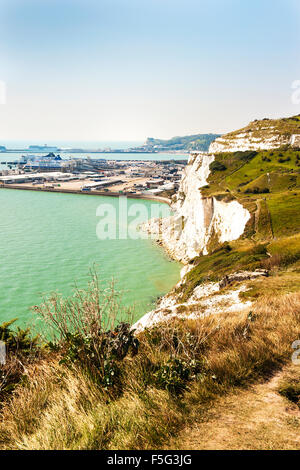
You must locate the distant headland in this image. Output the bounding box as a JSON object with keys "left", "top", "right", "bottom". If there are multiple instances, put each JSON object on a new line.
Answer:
{"left": 0, "top": 133, "right": 221, "bottom": 154}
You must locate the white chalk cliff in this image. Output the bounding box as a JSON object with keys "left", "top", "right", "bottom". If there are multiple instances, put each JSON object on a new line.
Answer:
{"left": 142, "top": 152, "right": 250, "bottom": 264}
{"left": 134, "top": 115, "right": 300, "bottom": 332}
{"left": 134, "top": 152, "right": 255, "bottom": 332}
{"left": 209, "top": 117, "right": 300, "bottom": 154}
{"left": 209, "top": 133, "right": 291, "bottom": 153}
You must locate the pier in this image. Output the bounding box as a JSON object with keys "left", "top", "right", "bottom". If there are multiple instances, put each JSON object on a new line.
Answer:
{"left": 0, "top": 184, "right": 172, "bottom": 205}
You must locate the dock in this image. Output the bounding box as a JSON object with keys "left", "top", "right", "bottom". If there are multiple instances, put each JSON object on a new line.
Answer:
{"left": 0, "top": 184, "right": 172, "bottom": 205}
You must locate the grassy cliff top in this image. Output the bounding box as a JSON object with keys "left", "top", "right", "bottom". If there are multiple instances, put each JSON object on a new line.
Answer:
{"left": 178, "top": 147, "right": 300, "bottom": 301}
{"left": 201, "top": 148, "right": 300, "bottom": 240}
{"left": 223, "top": 114, "right": 300, "bottom": 141}
{"left": 144, "top": 133, "right": 221, "bottom": 151}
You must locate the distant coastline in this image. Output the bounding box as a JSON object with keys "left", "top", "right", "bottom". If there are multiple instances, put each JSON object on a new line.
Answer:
{"left": 0, "top": 132, "right": 220, "bottom": 154}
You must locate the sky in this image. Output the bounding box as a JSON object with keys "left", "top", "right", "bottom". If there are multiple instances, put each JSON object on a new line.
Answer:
{"left": 0, "top": 0, "right": 300, "bottom": 143}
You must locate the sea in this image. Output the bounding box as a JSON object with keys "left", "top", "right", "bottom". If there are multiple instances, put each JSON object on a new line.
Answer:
{"left": 0, "top": 141, "right": 185, "bottom": 330}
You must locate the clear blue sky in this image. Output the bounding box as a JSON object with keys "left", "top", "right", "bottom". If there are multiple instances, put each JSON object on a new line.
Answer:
{"left": 0, "top": 0, "right": 300, "bottom": 142}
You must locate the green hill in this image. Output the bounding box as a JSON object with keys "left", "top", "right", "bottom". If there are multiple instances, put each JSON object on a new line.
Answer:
{"left": 143, "top": 133, "right": 220, "bottom": 152}
{"left": 210, "top": 115, "right": 300, "bottom": 153}
{"left": 202, "top": 148, "right": 300, "bottom": 240}
{"left": 225, "top": 115, "right": 300, "bottom": 141}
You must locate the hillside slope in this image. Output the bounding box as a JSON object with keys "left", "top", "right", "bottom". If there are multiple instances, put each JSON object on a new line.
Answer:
{"left": 136, "top": 116, "right": 300, "bottom": 333}
{"left": 135, "top": 133, "right": 221, "bottom": 152}
{"left": 210, "top": 115, "right": 300, "bottom": 153}
{"left": 1, "top": 116, "right": 300, "bottom": 451}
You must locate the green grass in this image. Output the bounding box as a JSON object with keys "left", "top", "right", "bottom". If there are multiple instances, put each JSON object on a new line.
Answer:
{"left": 177, "top": 243, "right": 268, "bottom": 302}
{"left": 267, "top": 192, "right": 300, "bottom": 238}
{"left": 278, "top": 368, "right": 300, "bottom": 408}
{"left": 268, "top": 233, "right": 300, "bottom": 265}
{"left": 255, "top": 199, "right": 273, "bottom": 241}
{"left": 1, "top": 289, "right": 300, "bottom": 450}
{"left": 242, "top": 173, "right": 299, "bottom": 194}
{"left": 201, "top": 149, "right": 300, "bottom": 240}
{"left": 178, "top": 231, "right": 300, "bottom": 304}
{"left": 224, "top": 114, "right": 300, "bottom": 141}
{"left": 202, "top": 149, "right": 300, "bottom": 196}
{"left": 239, "top": 270, "right": 300, "bottom": 301}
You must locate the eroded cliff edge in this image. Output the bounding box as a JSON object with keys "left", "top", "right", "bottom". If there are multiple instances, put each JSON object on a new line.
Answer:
{"left": 141, "top": 152, "right": 250, "bottom": 264}
{"left": 134, "top": 152, "right": 254, "bottom": 332}
{"left": 134, "top": 115, "right": 300, "bottom": 332}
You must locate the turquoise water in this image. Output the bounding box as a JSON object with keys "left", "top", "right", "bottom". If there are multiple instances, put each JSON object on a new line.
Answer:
{"left": 0, "top": 189, "right": 181, "bottom": 328}
{"left": 0, "top": 140, "right": 143, "bottom": 150}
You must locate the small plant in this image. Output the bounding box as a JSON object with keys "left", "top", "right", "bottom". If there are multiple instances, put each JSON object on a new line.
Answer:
{"left": 58, "top": 322, "right": 138, "bottom": 389}
{"left": 210, "top": 161, "right": 227, "bottom": 172}
{"left": 0, "top": 319, "right": 39, "bottom": 354}
{"left": 236, "top": 151, "right": 258, "bottom": 162}
{"left": 0, "top": 319, "right": 40, "bottom": 400}
{"left": 278, "top": 380, "right": 300, "bottom": 407}
{"left": 278, "top": 156, "right": 291, "bottom": 163}
{"left": 153, "top": 357, "right": 203, "bottom": 394}
{"left": 35, "top": 272, "right": 137, "bottom": 391}
{"left": 244, "top": 186, "right": 270, "bottom": 194}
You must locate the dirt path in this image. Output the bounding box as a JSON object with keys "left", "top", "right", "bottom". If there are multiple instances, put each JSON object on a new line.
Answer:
{"left": 254, "top": 198, "right": 261, "bottom": 235}
{"left": 166, "top": 366, "right": 300, "bottom": 450}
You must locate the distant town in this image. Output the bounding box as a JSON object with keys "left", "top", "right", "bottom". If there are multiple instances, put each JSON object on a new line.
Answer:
{"left": 0, "top": 151, "right": 187, "bottom": 199}
{"left": 0, "top": 133, "right": 219, "bottom": 199}
{"left": 0, "top": 144, "right": 160, "bottom": 154}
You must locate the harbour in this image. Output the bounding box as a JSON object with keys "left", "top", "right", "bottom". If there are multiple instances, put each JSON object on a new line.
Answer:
{"left": 0, "top": 188, "right": 181, "bottom": 328}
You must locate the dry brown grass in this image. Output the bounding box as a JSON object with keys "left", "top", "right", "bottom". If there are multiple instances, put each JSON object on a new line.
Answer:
{"left": 167, "top": 365, "right": 300, "bottom": 450}
{"left": 0, "top": 291, "right": 299, "bottom": 450}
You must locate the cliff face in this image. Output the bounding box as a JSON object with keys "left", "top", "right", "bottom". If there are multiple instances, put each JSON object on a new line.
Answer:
{"left": 135, "top": 115, "right": 300, "bottom": 333}
{"left": 209, "top": 115, "right": 300, "bottom": 154}
{"left": 143, "top": 153, "right": 250, "bottom": 263}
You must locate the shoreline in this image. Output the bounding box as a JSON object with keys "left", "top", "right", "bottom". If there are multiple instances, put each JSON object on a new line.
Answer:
{"left": 0, "top": 183, "right": 182, "bottom": 330}
{"left": 0, "top": 184, "right": 172, "bottom": 205}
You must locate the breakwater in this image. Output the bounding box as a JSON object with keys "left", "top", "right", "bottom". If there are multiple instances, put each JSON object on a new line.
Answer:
{"left": 0, "top": 184, "right": 171, "bottom": 205}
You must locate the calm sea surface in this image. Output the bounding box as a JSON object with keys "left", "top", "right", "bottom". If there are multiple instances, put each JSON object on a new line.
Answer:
{"left": 0, "top": 189, "right": 181, "bottom": 329}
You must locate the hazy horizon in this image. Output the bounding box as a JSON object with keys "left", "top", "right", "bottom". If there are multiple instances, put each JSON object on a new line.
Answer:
{"left": 0, "top": 0, "right": 300, "bottom": 142}
{"left": 0, "top": 139, "right": 144, "bottom": 149}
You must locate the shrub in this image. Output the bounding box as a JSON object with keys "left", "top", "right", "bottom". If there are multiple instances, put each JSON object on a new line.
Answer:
{"left": 244, "top": 187, "right": 270, "bottom": 194}
{"left": 235, "top": 151, "right": 258, "bottom": 162}
{"left": 0, "top": 320, "right": 40, "bottom": 401}
{"left": 153, "top": 357, "right": 203, "bottom": 394}
{"left": 58, "top": 323, "right": 138, "bottom": 389}
{"left": 34, "top": 273, "right": 138, "bottom": 391}
{"left": 0, "top": 319, "right": 39, "bottom": 354}
{"left": 1, "top": 289, "right": 300, "bottom": 450}
{"left": 210, "top": 161, "right": 227, "bottom": 172}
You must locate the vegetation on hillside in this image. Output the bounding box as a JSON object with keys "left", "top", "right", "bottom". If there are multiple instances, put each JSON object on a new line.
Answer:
{"left": 180, "top": 145, "right": 300, "bottom": 310}
{"left": 201, "top": 148, "right": 300, "bottom": 240}
{"left": 0, "top": 269, "right": 299, "bottom": 450}
{"left": 221, "top": 114, "right": 300, "bottom": 141}
{"left": 0, "top": 200, "right": 299, "bottom": 450}
{"left": 278, "top": 368, "right": 300, "bottom": 409}
{"left": 0, "top": 119, "right": 300, "bottom": 449}
{"left": 177, "top": 243, "right": 269, "bottom": 302}
{"left": 0, "top": 320, "right": 40, "bottom": 402}
{"left": 143, "top": 133, "right": 221, "bottom": 152}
